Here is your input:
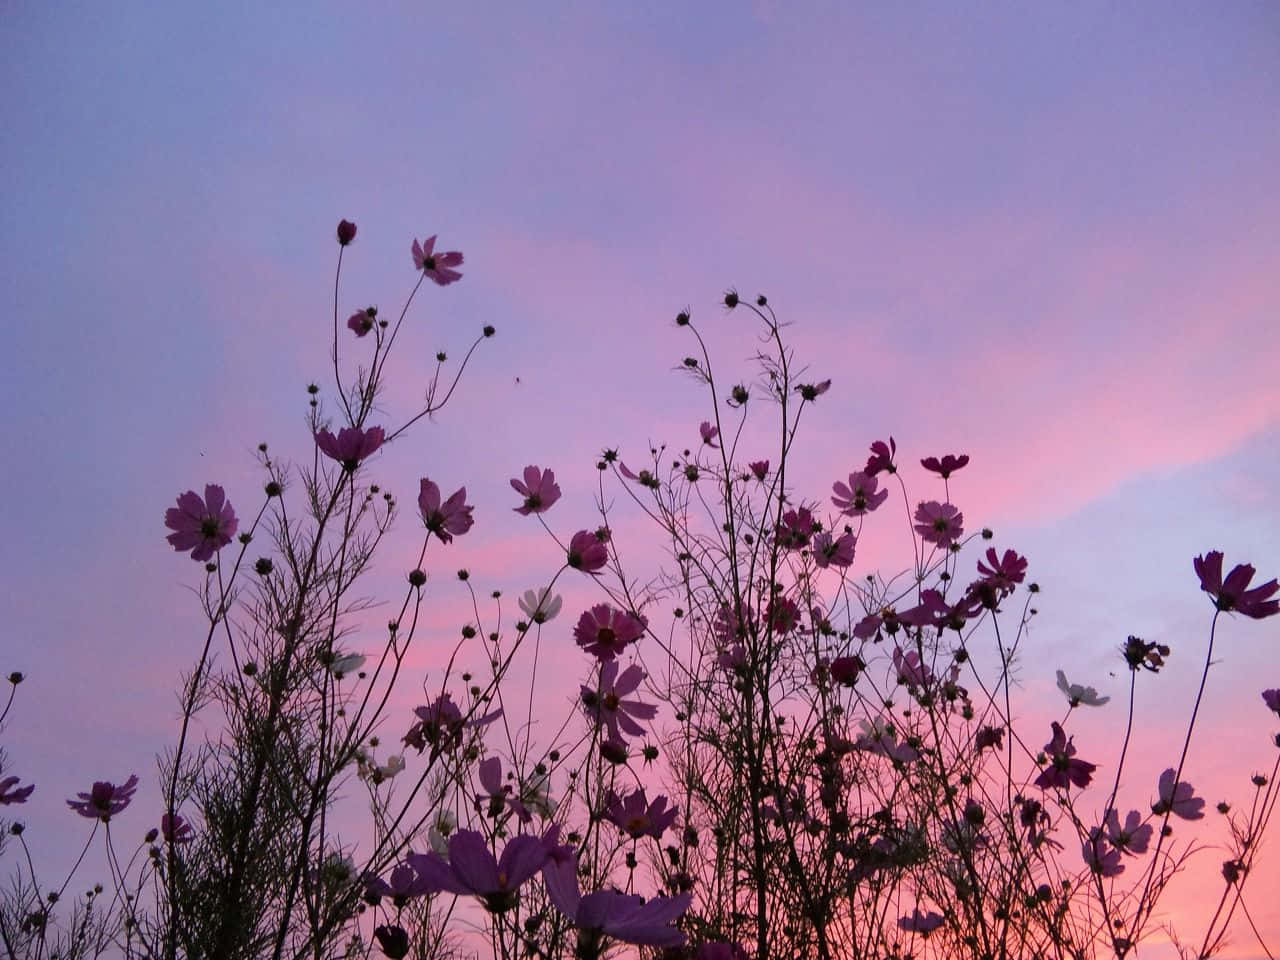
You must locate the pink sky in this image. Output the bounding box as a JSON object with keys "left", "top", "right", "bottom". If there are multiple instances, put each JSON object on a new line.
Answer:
{"left": 2, "top": 3, "right": 1278, "bottom": 956}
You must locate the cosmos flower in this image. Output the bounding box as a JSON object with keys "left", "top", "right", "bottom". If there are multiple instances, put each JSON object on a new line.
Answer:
{"left": 164, "top": 485, "right": 238, "bottom": 562}
{"left": 314, "top": 425, "right": 385, "bottom": 472}
{"left": 330, "top": 652, "right": 366, "bottom": 679}
{"left": 542, "top": 854, "right": 692, "bottom": 950}
{"left": 1083, "top": 828, "right": 1124, "bottom": 877}
{"left": 864, "top": 437, "right": 897, "bottom": 476}
{"left": 1155, "top": 768, "right": 1205, "bottom": 820}
{"left": 510, "top": 466, "right": 562, "bottom": 515}
{"left": 568, "top": 529, "right": 609, "bottom": 573}
{"left": 67, "top": 774, "right": 139, "bottom": 821}
{"left": 418, "top": 478, "right": 474, "bottom": 543}
{"left": 373, "top": 925, "right": 409, "bottom": 959}
{"left": 1263, "top": 689, "right": 1280, "bottom": 716}
{"left": 976, "top": 548, "right": 1027, "bottom": 592}
{"left": 574, "top": 604, "right": 646, "bottom": 661}
{"left": 406, "top": 828, "right": 564, "bottom": 913}
{"left": 1103, "top": 808, "right": 1152, "bottom": 855}
{"left": 914, "top": 501, "right": 964, "bottom": 548}
{"left": 411, "top": 234, "right": 464, "bottom": 286}
{"left": 1193, "top": 551, "right": 1279, "bottom": 619}
{"left": 897, "top": 908, "right": 944, "bottom": 934}
{"left": 920, "top": 454, "right": 970, "bottom": 479}
{"left": 699, "top": 421, "right": 720, "bottom": 447}
{"left": 582, "top": 660, "right": 658, "bottom": 742}
{"left": 1034, "top": 723, "right": 1096, "bottom": 791}
{"left": 604, "top": 788, "right": 678, "bottom": 840}
{"left": 831, "top": 471, "right": 889, "bottom": 515}
{"left": 749, "top": 460, "right": 769, "bottom": 481}
{"left": 402, "top": 694, "right": 501, "bottom": 755}
{"left": 347, "top": 307, "right": 376, "bottom": 337}
{"left": 0, "top": 776, "right": 34, "bottom": 805}
{"left": 519, "top": 587, "right": 563, "bottom": 624}
{"left": 1056, "top": 670, "right": 1110, "bottom": 707}
{"left": 812, "top": 530, "right": 856, "bottom": 569}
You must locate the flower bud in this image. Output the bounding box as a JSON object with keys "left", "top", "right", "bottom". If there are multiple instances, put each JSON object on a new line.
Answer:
{"left": 336, "top": 220, "right": 357, "bottom": 246}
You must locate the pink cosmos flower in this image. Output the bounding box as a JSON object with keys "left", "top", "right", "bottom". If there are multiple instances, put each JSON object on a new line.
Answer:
{"left": 574, "top": 604, "right": 646, "bottom": 661}
{"left": 314, "top": 425, "right": 385, "bottom": 472}
{"left": 542, "top": 855, "right": 691, "bottom": 950}
{"left": 164, "top": 484, "right": 238, "bottom": 562}
{"left": 855, "top": 718, "right": 919, "bottom": 764}
{"left": 976, "top": 548, "right": 1027, "bottom": 592}
{"left": 812, "top": 530, "right": 856, "bottom": 569}
{"left": 568, "top": 529, "right": 609, "bottom": 573}
{"left": 161, "top": 813, "right": 193, "bottom": 844}
{"left": 347, "top": 307, "right": 376, "bottom": 337}
{"left": 699, "top": 421, "right": 719, "bottom": 447}
{"left": 831, "top": 471, "right": 889, "bottom": 515}
{"left": 852, "top": 607, "right": 901, "bottom": 641}
{"left": 766, "top": 595, "right": 802, "bottom": 634}
{"left": 619, "top": 461, "right": 661, "bottom": 490}
{"left": 582, "top": 661, "right": 658, "bottom": 742}
{"left": 1034, "top": 723, "right": 1096, "bottom": 790}
{"left": 829, "top": 655, "right": 865, "bottom": 687}
{"left": 864, "top": 437, "right": 897, "bottom": 476}
{"left": 914, "top": 501, "right": 964, "bottom": 548}
{"left": 775, "top": 506, "right": 817, "bottom": 549}
{"left": 897, "top": 908, "right": 944, "bottom": 934}
{"left": 716, "top": 644, "right": 747, "bottom": 674}
{"left": 510, "top": 465, "right": 562, "bottom": 515}
{"left": 1193, "top": 551, "right": 1279, "bottom": 619}
{"left": 418, "top": 478, "right": 474, "bottom": 544}
{"left": 604, "top": 788, "right": 678, "bottom": 840}
{"left": 406, "top": 828, "right": 563, "bottom": 913}
{"left": 920, "top": 454, "right": 970, "bottom": 479}
{"left": 0, "top": 776, "right": 34, "bottom": 805}
{"left": 749, "top": 460, "right": 769, "bottom": 481}
{"left": 476, "top": 756, "right": 532, "bottom": 823}
{"left": 1263, "top": 689, "right": 1280, "bottom": 716}
{"left": 1083, "top": 828, "right": 1124, "bottom": 877}
{"left": 893, "top": 647, "right": 933, "bottom": 687}
{"left": 1104, "top": 808, "right": 1152, "bottom": 855}
{"left": 365, "top": 862, "right": 433, "bottom": 907}
{"left": 411, "top": 234, "right": 464, "bottom": 286}
{"left": 402, "top": 694, "right": 502, "bottom": 755}
{"left": 1155, "top": 768, "right": 1205, "bottom": 820}
{"left": 67, "top": 774, "right": 138, "bottom": 821}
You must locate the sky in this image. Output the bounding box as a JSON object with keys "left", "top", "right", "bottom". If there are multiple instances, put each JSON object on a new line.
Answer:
{"left": 2, "top": 2, "right": 1278, "bottom": 956}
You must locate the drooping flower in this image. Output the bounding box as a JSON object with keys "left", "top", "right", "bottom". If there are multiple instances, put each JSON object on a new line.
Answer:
{"left": 411, "top": 234, "right": 464, "bottom": 286}
{"left": 795, "top": 379, "right": 831, "bottom": 401}
{"left": 347, "top": 307, "right": 376, "bottom": 337}
{"left": 542, "top": 854, "right": 692, "bottom": 950}
{"left": 1056, "top": 670, "right": 1110, "bottom": 707}
{"left": 67, "top": 774, "right": 139, "bottom": 821}
{"left": 699, "top": 421, "right": 720, "bottom": 447}
{"left": 1083, "top": 828, "right": 1124, "bottom": 877}
{"left": 519, "top": 588, "right": 563, "bottom": 624}
{"left": 164, "top": 485, "right": 238, "bottom": 562}
{"left": 1263, "top": 689, "right": 1280, "bottom": 717}
{"left": 897, "top": 908, "right": 944, "bottom": 934}
{"left": 812, "top": 530, "right": 856, "bottom": 569}
{"left": 1104, "top": 808, "right": 1152, "bottom": 855}
{"left": 160, "top": 813, "right": 193, "bottom": 844}
{"left": 428, "top": 809, "right": 456, "bottom": 855}
{"left": 510, "top": 466, "right": 562, "bottom": 515}
{"left": 582, "top": 660, "right": 658, "bottom": 742}
{"left": 0, "top": 776, "right": 34, "bottom": 805}
{"left": 418, "top": 478, "right": 474, "bottom": 543}
{"left": 831, "top": 471, "right": 889, "bottom": 515}
{"left": 1193, "top": 551, "right": 1279, "bottom": 619}
{"left": 314, "top": 425, "right": 385, "bottom": 472}
{"left": 914, "top": 501, "right": 964, "bottom": 548}
{"left": 604, "top": 788, "right": 678, "bottom": 840}
{"left": 893, "top": 647, "right": 934, "bottom": 687}
{"left": 574, "top": 604, "right": 646, "bottom": 661}
{"left": 568, "top": 529, "right": 609, "bottom": 573}
{"left": 920, "top": 454, "right": 970, "bottom": 479}
{"left": 1155, "top": 768, "right": 1205, "bottom": 820}
{"left": 749, "top": 460, "right": 769, "bottom": 481}
{"left": 864, "top": 437, "right": 897, "bottom": 476}
{"left": 373, "top": 924, "right": 409, "bottom": 959}
{"left": 406, "top": 828, "right": 562, "bottom": 913}
{"left": 1034, "top": 723, "right": 1096, "bottom": 790}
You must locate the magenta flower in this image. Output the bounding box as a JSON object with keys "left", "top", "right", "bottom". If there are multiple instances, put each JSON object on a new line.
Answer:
{"left": 1155, "top": 768, "right": 1205, "bottom": 820}
{"left": 402, "top": 693, "right": 502, "bottom": 755}
{"left": 411, "top": 234, "right": 464, "bottom": 286}
{"left": 775, "top": 505, "right": 817, "bottom": 549}
{"left": 897, "top": 908, "right": 944, "bottom": 934}
{"left": 365, "top": 862, "right": 432, "bottom": 906}
{"left": 812, "top": 530, "right": 856, "bottom": 569}
{"left": 864, "top": 436, "right": 897, "bottom": 476}
{"left": 852, "top": 607, "right": 901, "bottom": 641}
{"left": 893, "top": 647, "right": 933, "bottom": 687}
{"left": 766, "top": 595, "right": 802, "bottom": 634}
{"left": 976, "top": 548, "right": 1027, "bottom": 591}
{"left": 914, "top": 501, "right": 964, "bottom": 548}
{"left": 336, "top": 219, "right": 357, "bottom": 246}
{"left": 347, "top": 307, "right": 376, "bottom": 337}
{"left": 831, "top": 470, "right": 889, "bottom": 516}
{"left": 582, "top": 660, "right": 659, "bottom": 742}
{"left": 510, "top": 465, "right": 562, "bottom": 515}
{"left": 67, "top": 774, "right": 138, "bottom": 821}
{"left": 1083, "top": 828, "right": 1124, "bottom": 877}
{"left": 476, "top": 756, "right": 531, "bottom": 823}
{"left": 920, "top": 453, "right": 970, "bottom": 479}
{"left": 1193, "top": 551, "right": 1279, "bottom": 619}
{"left": 543, "top": 855, "right": 691, "bottom": 950}
{"left": 418, "top": 478, "right": 474, "bottom": 544}
{"left": 1104, "top": 808, "right": 1152, "bottom": 855}
{"left": 164, "top": 484, "right": 238, "bottom": 562}
{"left": 0, "top": 776, "right": 34, "bottom": 805}
{"left": 699, "top": 421, "right": 720, "bottom": 447}
{"left": 574, "top": 604, "right": 646, "bottom": 661}
{"left": 605, "top": 788, "right": 678, "bottom": 840}
{"left": 1263, "top": 689, "right": 1280, "bottom": 716}
{"left": 713, "top": 602, "right": 756, "bottom": 645}
{"left": 161, "top": 813, "right": 193, "bottom": 844}
{"left": 568, "top": 529, "right": 609, "bottom": 573}
{"left": 314, "top": 425, "right": 385, "bottom": 472}
{"left": 749, "top": 460, "right": 769, "bottom": 481}
{"left": 829, "top": 655, "right": 864, "bottom": 687}
{"left": 406, "top": 828, "right": 559, "bottom": 913}
{"left": 1034, "top": 723, "right": 1096, "bottom": 790}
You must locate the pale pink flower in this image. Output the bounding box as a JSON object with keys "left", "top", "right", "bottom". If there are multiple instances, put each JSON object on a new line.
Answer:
{"left": 418, "top": 478, "right": 474, "bottom": 543}
{"left": 411, "top": 234, "right": 464, "bottom": 286}
{"left": 510, "top": 466, "right": 561, "bottom": 515}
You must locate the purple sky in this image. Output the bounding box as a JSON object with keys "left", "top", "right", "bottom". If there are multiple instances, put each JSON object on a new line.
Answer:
{"left": 3, "top": 4, "right": 1278, "bottom": 955}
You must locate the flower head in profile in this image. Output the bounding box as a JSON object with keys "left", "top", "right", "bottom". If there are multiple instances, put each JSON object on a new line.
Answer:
{"left": 1104, "top": 808, "right": 1152, "bottom": 855}
{"left": 67, "top": 774, "right": 138, "bottom": 821}
{"left": 1056, "top": 670, "right": 1110, "bottom": 707}
{"left": 831, "top": 471, "right": 889, "bottom": 516}
{"left": 510, "top": 466, "right": 562, "bottom": 515}
{"left": 568, "top": 529, "right": 610, "bottom": 573}
{"left": 1083, "top": 828, "right": 1124, "bottom": 877}
{"left": 1154, "top": 768, "right": 1205, "bottom": 820}
{"left": 812, "top": 530, "right": 856, "bottom": 569}
{"left": 749, "top": 460, "right": 769, "bottom": 482}
{"left": 1034, "top": 723, "right": 1096, "bottom": 790}
{"left": 976, "top": 548, "right": 1027, "bottom": 592}
{"left": 974, "top": 725, "right": 1004, "bottom": 754}
{"left": 330, "top": 652, "right": 366, "bottom": 679}
{"left": 542, "top": 854, "right": 691, "bottom": 951}
{"left": 519, "top": 588, "right": 563, "bottom": 624}
{"left": 605, "top": 788, "right": 678, "bottom": 840}
{"left": 864, "top": 437, "right": 897, "bottom": 476}
{"left": 161, "top": 813, "right": 194, "bottom": 845}
{"left": 418, "top": 478, "right": 474, "bottom": 543}
{"left": 373, "top": 925, "right": 409, "bottom": 959}
{"left": 0, "top": 776, "right": 34, "bottom": 805}
{"left": 1194, "top": 551, "right": 1279, "bottom": 619}
{"left": 914, "top": 501, "right": 964, "bottom": 548}
{"left": 796, "top": 379, "right": 831, "bottom": 401}
{"left": 347, "top": 307, "right": 376, "bottom": 337}
{"left": 314, "top": 425, "right": 385, "bottom": 472}
{"left": 164, "top": 485, "right": 238, "bottom": 562}
{"left": 699, "top": 421, "right": 720, "bottom": 447}
{"left": 411, "top": 234, "right": 464, "bottom": 286}
{"left": 582, "top": 660, "right": 658, "bottom": 742}
{"left": 897, "top": 908, "right": 944, "bottom": 935}
{"left": 406, "top": 828, "right": 564, "bottom": 913}
{"left": 1263, "top": 689, "right": 1280, "bottom": 717}
{"left": 365, "top": 862, "right": 432, "bottom": 907}
{"left": 574, "top": 604, "right": 646, "bottom": 661}
{"left": 920, "top": 454, "right": 970, "bottom": 479}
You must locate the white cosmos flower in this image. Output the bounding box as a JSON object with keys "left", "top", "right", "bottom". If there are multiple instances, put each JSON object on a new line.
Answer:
{"left": 428, "top": 809, "right": 457, "bottom": 855}
{"left": 1056, "top": 669, "right": 1110, "bottom": 707}
{"left": 330, "top": 652, "right": 366, "bottom": 679}
{"left": 519, "top": 588, "right": 563, "bottom": 624}
{"left": 520, "top": 772, "right": 557, "bottom": 818}
{"left": 377, "top": 754, "right": 404, "bottom": 779}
